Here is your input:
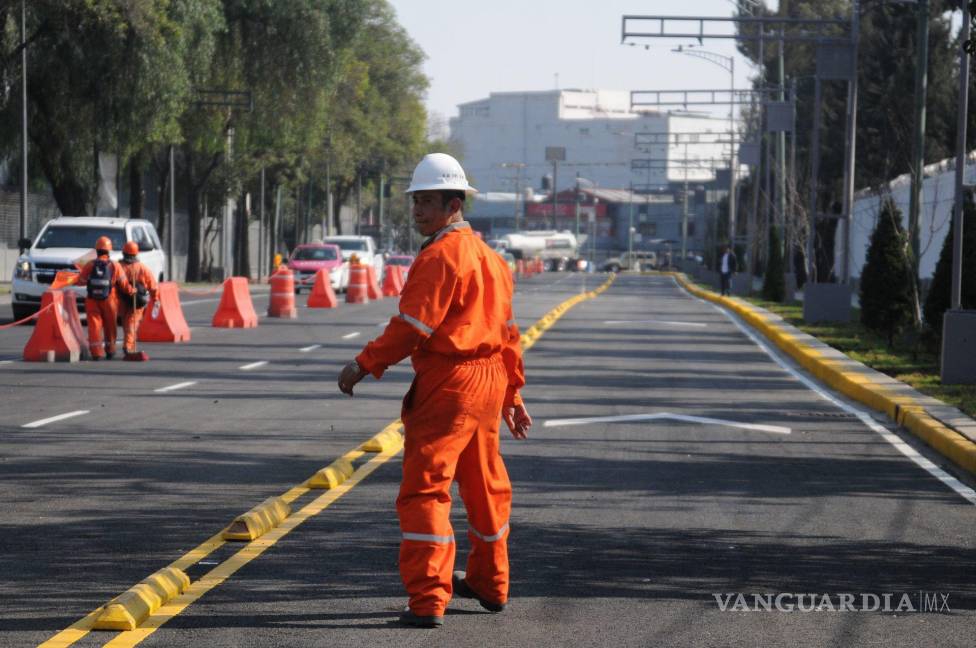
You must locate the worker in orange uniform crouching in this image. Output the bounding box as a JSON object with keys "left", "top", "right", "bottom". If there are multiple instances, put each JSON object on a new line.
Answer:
{"left": 118, "top": 241, "right": 158, "bottom": 361}
{"left": 338, "top": 153, "right": 532, "bottom": 628}
{"left": 76, "top": 236, "right": 133, "bottom": 360}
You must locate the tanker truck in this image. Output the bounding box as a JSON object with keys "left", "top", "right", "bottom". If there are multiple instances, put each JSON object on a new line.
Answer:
{"left": 493, "top": 230, "right": 580, "bottom": 271}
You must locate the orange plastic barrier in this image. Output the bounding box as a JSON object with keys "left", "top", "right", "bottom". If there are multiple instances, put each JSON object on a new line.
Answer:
{"left": 267, "top": 267, "right": 298, "bottom": 318}
{"left": 60, "top": 291, "right": 90, "bottom": 359}
{"left": 212, "top": 277, "right": 259, "bottom": 328}
{"left": 394, "top": 266, "right": 406, "bottom": 291}
{"left": 139, "top": 282, "right": 190, "bottom": 342}
{"left": 365, "top": 265, "right": 382, "bottom": 300}
{"left": 381, "top": 266, "right": 402, "bottom": 297}
{"left": 23, "top": 291, "right": 83, "bottom": 362}
{"left": 307, "top": 268, "right": 339, "bottom": 308}
{"left": 346, "top": 265, "right": 369, "bottom": 304}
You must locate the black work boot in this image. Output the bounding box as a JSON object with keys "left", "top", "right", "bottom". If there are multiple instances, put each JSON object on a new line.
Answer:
{"left": 452, "top": 571, "right": 506, "bottom": 612}
{"left": 398, "top": 607, "right": 444, "bottom": 628}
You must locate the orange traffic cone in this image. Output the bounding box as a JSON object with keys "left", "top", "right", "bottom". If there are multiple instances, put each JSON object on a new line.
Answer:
{"left": 365, "top": 265, "right": 382, "bottom": 300}
{"left": 23, "top": 291, "right": 83, "bottom": 362}
{"left": 212, "top": 277, "right": 259, "bottom": 328}
{"left": 268, "top": 267, "right": 298, "bottom": 318}
{"left": 307, "top": 268, "right": 339, "bottom": 308}
{"left": 346, "top": 264, "right": 369, "bottom": 304}
{"left": 381, "top": 266, "right": 401, "bottom": 297}
{"left": 139, "top": 282, "right": 191, "bottom": 342}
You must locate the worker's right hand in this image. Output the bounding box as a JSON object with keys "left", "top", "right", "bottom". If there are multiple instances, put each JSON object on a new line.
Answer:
{"left": 503, "top": 403, "right": 532, "bottom": 440}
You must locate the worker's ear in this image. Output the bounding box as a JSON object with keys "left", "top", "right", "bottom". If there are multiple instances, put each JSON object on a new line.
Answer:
{"left": 449, "top": 197, "right": 463, "bottom": 215}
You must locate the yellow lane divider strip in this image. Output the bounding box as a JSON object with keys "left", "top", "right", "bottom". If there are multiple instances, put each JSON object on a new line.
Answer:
{"left": 39, "top": 275, "right": 616, "bottom": 648}
{"left": 101, "top": 447, "right": 402, "bottom": 648}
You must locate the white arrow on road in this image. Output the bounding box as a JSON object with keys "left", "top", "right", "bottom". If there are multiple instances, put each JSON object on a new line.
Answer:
{"left": 543, "top": 412, "right": 790, "bottom": 435}
{"left": 603, "top": 319, "right": 707, "bottom": 328}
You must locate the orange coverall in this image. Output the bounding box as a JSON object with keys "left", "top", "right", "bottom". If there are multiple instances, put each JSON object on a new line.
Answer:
{"left": 118, "top": 260, "right": 159, "bottom": 354}
{"left": 356, "top": 221, "right": 525, "bottom": 617}
{"left": 77, "top": 257, "right": 132, "bottom": 359}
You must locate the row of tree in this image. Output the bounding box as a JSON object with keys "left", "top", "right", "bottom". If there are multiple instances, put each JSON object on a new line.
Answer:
{"left": 733, "top": 0, "right": 973, "bottom": 284}
{"left": 0, "top": 0, "right": 429, "bottom": 280}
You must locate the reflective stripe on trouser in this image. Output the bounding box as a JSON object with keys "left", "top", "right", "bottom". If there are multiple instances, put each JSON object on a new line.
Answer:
{"left": 85, "top": 297, "right": 119, "bottom": 358}
{"left": 397, "top": 355, "right": 511, "bottom": 616}
{"left": 120, "top": 305, "right": 144, "bottom": 353}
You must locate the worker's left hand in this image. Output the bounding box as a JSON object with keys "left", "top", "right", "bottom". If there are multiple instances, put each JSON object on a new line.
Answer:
{"left": 338, "top": 361, "right": 368, "bottom": 396}
{"left": 503, "top": 403, "right": 532, "bottom": 440}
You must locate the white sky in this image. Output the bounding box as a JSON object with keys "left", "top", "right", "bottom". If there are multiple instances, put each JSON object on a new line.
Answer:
{"left": 387, "top": 0, "right": 769, "bottom": 124}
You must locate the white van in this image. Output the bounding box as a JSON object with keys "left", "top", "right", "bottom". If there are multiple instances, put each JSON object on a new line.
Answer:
{"left": 11, "top": 217, "right": 167, "bottom": 320}
{"left": 322, "top": 235, "right": 384, "bottom": 278}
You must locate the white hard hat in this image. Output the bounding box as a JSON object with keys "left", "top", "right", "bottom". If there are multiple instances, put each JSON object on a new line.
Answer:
{"left": 405, "top": 153, "right": 477, "bottom": 195}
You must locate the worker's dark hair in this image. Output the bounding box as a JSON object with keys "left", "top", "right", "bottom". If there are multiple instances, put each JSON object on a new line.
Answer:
{"left": 440, "top": 190, "right": 466, "bottom": 211}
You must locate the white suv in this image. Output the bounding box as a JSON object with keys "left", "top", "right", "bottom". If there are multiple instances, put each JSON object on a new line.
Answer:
{"left": 322, "top": 235, "right": 384, "bottom": 279}
{"left": 12, "top": 217, "right": 167, "bottom": 320}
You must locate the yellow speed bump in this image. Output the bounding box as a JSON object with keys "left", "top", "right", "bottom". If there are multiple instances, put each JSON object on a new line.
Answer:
{"left": 307, "top": 457, "right": 355, "bottom": 489}
{"left": 93, "top": 567, "right": 190, "bottom": 631}
{"left": 362, "top": 428, "right": 403, "bottom": 453}
{"left": 222, "top": 496, "right": 291, "bottom": 541}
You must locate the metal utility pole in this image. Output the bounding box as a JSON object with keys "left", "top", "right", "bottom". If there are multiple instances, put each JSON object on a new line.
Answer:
{"left": 574, "top": 173, "right": 581, "bottom": 241}
{"left": 551, "top": 160, "right": 558, "bottom": 229}
{"left": 807, "top": 72, "right": 823, "bottom": 282}
{"left": 168, "top": 145, "right": 175, "bottom": 281}
{"left": 356, "top": 174, "right": 362, "bottom": 236}
{"left": 840, "top": 1, "right": 861, "bottom": 283}
{"left": 259, "top": 166, "right": 265, "bottom": 280}
{"left": 501, "top": 162, "right": 526, "bottom": 231}
{"left": 628, "top": 182, "right": 635, "bottom": 262}
{"left": 378, "top": 173, "right": 385, "bottom": 249}
{"left": 19, "top": 0, "right": 27, "bottom": 249}
{"left": 908, "top": 0, "right": 930, "bottom": 320}
{"left": 776, "top": 30, "right": 788, "bottom": 259}
{"left": 950, "top": 3, "right": 970, "bottom": 310}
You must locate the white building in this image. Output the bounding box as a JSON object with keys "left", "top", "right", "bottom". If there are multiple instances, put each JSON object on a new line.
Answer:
{"left": 840, "top": 151, "right": 976, "bottom": 281}
{"left": 449, "top": 89, "right": 733, "bottom": 194}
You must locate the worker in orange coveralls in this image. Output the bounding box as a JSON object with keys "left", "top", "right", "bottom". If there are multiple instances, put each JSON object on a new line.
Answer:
{"left": 118, "top": 241, "right": 158, "bottom": 360}
{"left": 338, "top": 153, "right": 532, "bottom": 629}
{"left": 76, "top": 236, "right": 133, "bottom": 360}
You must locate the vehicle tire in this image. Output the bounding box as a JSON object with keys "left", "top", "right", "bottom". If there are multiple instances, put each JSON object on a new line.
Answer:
{"left": 11, "top": 304, "right": 37, "bottom": 324}
{"left": 294, "top": 286, "right": 302, "bottom": 295}
{"left": 608, "top": 264, "right": 621, "bottom": 273}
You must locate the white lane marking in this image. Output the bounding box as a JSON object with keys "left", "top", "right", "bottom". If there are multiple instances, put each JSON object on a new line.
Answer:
{"left": 0, "top": 360, "right": 14, "bottom": 365}
{"left": 239, "top": 361, "right": 268, "bottom": 371}
{"left": 342, "top": 332, "right": 361, "bottom": 340}
{"left": 377, "top": 321, "right": 387, "bottom": 327}
{"left": 154, "top": 381, "right": 197, "bottom": 393}
{"left": 23, "top": 410, "right": 90, "bottom": 429}
{"left": 603, "top": 319, "right": 707, "bottom": 328}
{"left": 670, "top": 276, "right": 976, "bottom": 506}
{"left": 544, "top": 412, "right": 791, "bottom": 435}
{"left": 299, "top": 344, "right": 321, "bottom": 353}
{"left": 180, "top": 298, "right": 222, "bottom": 306}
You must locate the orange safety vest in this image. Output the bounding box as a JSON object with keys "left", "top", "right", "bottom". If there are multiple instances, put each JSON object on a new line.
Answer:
{"left": 357, "top": 221, "right": 524, "bottom": 406}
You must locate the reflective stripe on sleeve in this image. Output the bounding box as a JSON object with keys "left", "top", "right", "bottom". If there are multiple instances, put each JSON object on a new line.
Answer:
{"left": 399, "top": 312, "right": 434, "bottom": 336}
{"left": 402, "top": 531, "right": 455, "bottom": 544}
{"left": 468, "top": 522, "right": 509, "bottom": 543}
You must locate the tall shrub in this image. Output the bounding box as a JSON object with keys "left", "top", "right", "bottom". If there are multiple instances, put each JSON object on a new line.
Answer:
{"left": 860, "top": 199, "right": 914, "bottom": 346}
{"left": 923, "top": 189, "right": 976, "bottom": 338}
{"left": 762, "top": 225, "right": 786, "bottom": 302}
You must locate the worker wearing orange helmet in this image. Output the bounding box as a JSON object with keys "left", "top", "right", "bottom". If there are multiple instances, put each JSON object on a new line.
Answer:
{"left": 338, "top": 153, "right": 532, "bottom": 628}
{"left": 75, "top": 236, "right": 133, "bottom": 360}
{"left": 118, "top": 241, "right": 159, "bottom": 361}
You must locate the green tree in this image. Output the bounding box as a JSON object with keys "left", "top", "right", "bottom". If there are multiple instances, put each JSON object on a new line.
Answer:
{"left": 860, "top": 198, "right": 915, "bottom": 345}
{"left": 762, "top": 224, "right": 786, "bottom": 301}
{"left": 923, "top": 189, "right": 976, "bottom": 338}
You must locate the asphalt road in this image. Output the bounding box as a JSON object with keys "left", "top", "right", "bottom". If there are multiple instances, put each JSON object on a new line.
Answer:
{"left": 0, "top": 273, "right": 973, "bottom": 648}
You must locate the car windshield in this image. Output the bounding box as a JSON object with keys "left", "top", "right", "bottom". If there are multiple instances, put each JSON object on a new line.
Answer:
{"left": 387, "top": 257, "right": 412, "bottom": 266}
{"left": 292, "top": 247, "right": 337, "bottom": 261}
{"left": 35, "top": 226, "right": 125, "bottom": 250}
{"left": 328, "top": 239, "right": 367, "bottom": 251}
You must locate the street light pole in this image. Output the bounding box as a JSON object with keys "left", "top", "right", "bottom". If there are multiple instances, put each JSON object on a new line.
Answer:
{"left": 19, "top": 0, "right": 28, "bottom": 249}
{"left": 950, "top": 2, "right": 970, "bottom": 310}
{"left": 908, "top": 0, "right": 929, "bottom": 323}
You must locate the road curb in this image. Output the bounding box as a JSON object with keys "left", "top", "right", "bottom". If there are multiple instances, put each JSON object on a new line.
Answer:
{"left": 93, "top": 567, "right": 190, "bottom": 631}
{"left": 667, "top": 272, "right": 976, "bottom": 478}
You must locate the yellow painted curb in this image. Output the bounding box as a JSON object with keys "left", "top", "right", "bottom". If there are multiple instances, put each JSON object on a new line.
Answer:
{"left": 93, "top": 567, "right": 190, "bottom": 631}
{"left": 669, "top": 272, "right": 976, "bottom": 478}
{"left": 307, "top": 457, "right": 355, "bottom": 489}
{"left": 222, "top": 496, "right": 291, "bottom": 541}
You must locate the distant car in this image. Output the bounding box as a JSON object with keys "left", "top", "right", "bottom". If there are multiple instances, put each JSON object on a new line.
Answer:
{"left": 498, "top": 250, "right": 517, "bottom": 274}
{"left": 323, "top": 235, "right": 383, "bottom": 278}
{"left": 287, "top": 243, "right": 346, "bottom": 293}
{"left": 385, "top": 254, "right": 414, "bottom": 281}
{"left": 601, "top": 251, "right": 658, "bottom": 273}
{"left": 12, "top": 216, "right": 167, "bottom": 321}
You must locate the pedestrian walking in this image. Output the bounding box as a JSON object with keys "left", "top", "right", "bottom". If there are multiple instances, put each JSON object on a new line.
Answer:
{"left": 338, "top": 153, "right": 532, "bottom": 628}
{"left": 75, "top": 236, "right": 134, "bottom": 360}
{"left": 719, "top": 244, "right": 737, "bottom": 296}
{"left": 118, "top": 241, "right": 158, "bottom": 361}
